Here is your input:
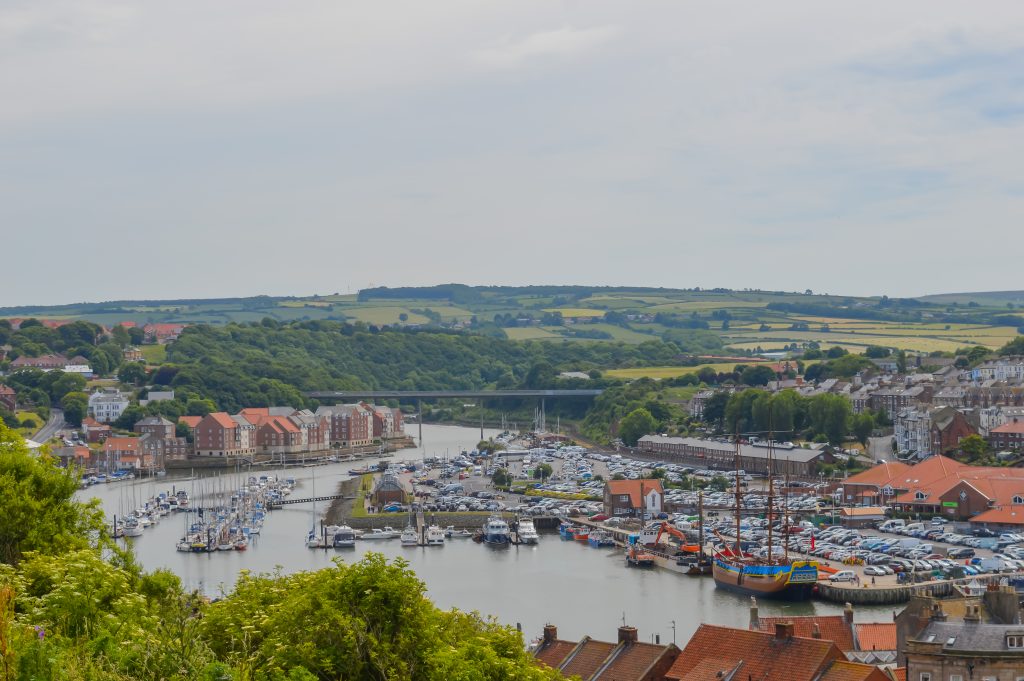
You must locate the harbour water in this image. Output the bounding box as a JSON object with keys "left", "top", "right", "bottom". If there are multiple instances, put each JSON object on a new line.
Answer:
{"left": 79, "top": 424, "right": 890, "bottom": 644}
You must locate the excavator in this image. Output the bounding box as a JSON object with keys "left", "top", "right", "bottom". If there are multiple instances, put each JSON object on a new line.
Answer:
{"left": 639, "top": 521, "right": 702, "bottom": 555}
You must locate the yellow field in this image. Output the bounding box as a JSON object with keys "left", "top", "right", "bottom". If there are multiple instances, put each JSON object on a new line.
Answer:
{"left": 646, "top": 301, "right": 769, "bottom": 312}
{"left": 725, "top": 330, "right": 970, "bottom": 353}
{"left": 279, "top": 300, "right": 332, "bottom": 308}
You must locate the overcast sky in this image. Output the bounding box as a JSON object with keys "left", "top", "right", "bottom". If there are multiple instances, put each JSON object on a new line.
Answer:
{"left": 3, "top": 1, "right": 1023, "bottom": 306}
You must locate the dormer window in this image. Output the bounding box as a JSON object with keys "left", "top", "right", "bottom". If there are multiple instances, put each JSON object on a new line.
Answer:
{"left": 915, "top": 491, "right": 928, "bottom": 501}
{"left": 1008, "top": 634, "right": 1024, "bottom": 648}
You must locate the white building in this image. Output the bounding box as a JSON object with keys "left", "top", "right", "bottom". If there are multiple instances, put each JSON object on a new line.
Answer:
{"left": 87, "top": 388, "right": 130, "bottom": 423}
{"left": 971, "top": 357, "right": 1024, "bottom": 382}
{"left": 979, "top": 405, "right": 1024, "bottom": 436}
{"left": 894, "top": 407, "right": 931, "bottom": 457}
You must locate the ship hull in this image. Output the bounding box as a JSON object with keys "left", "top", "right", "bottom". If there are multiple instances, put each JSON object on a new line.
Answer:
{"left": 712, "top": 556, "right": 817, "bottom": 601}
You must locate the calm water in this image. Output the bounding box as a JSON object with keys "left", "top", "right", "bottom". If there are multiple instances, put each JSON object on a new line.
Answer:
{"left": 79, "top": 424, "right": 889, "bottom": 644}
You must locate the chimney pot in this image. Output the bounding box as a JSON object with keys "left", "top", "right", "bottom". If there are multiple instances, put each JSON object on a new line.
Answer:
{"left": 844, "top": 602, "right": 854, "bottom": 625}
{"left": 749, "top": 597, "right": 760, "bottom": 629}
{"left": 618, "top": 626, "right": 638, "bottom": 645}
{"left": 543, "top": 624, "right": 558, "bottom": 644}
{"left": 812, "top": 623, "right": 821, "bottom": 639}
{"left": 774, "top": 622, "right": 795, "bottom": 641}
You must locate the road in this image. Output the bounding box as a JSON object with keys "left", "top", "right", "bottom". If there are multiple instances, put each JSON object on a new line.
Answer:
{"left": 33, "top": 408, "right": 65, "bottom": 443}
{"left": 867, "top": 435, "right": 893, "bottom": 462}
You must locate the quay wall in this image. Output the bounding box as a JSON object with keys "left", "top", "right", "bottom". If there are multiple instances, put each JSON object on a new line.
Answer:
{"left": 817, "top": 572, "right": 1024, "bottom": 605}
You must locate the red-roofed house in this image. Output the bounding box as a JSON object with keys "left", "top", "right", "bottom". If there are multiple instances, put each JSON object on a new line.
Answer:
{"left": 532, "top": 624, "right": 679, "bottom": 680}
{"left": 144, "top": 323, "right": 186, "bottom": 344}
{"left": 988, "top": 418, "right": 1024, "bottom": 451}
{"left": 665, "top": 623, "right": 889, "bottom": 681}
{"left": 604, "top": 479, "right": 664, "bottom": 518}
{"left": 11, "top": 354, "right": 68, "bottom": 370}
{"left": 0, "top": 385, "right": 15, "bottom": 411}
{"left": 81, "top": 417, "right": 112, "bottom": 443}
{"left": 194, "top": 412, "right": 255, "bottom": 458}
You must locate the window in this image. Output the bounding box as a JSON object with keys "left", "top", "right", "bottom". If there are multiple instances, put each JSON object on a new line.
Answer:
{"left": 949, "top": 676, "right": 962, "bottom": 681}
{"left": 915, "top": 491, "right": 928, "bottom": 500}
{"left": 919, "top": 674, "right": 931, "bottom": 681}
{"left": 1008, "top": 634, "right": 1024, "bottom": 648}
{"left": 1014, "top": 495, "right": 1024, "bottom": 505}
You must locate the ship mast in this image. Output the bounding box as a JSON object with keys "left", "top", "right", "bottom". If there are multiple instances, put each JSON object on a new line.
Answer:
{"left": 766, "top": 411, "right": 774, "bottom": 565}
{"left": 734, "top": 430, "right": 742, "bottom": 558}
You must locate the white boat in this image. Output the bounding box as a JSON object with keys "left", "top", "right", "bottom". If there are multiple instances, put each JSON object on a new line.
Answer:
{"left": 176, "top": 539, "right": 191, "bottom": 552}
{"left": 217, "top": 542, "right": 234, "bottom": 551}
{"left": 306, "top": 529, "right": 321, "bottom": 549}
{"left": 426, "top": 525, "right": 445, "bottom": 546}
{"left": 332, "top": 525, "right": 356, "bottom": 548}
{"left": 362, "top": 528, "right": 396, "bottom": 540}
{"left": 452, "top": 529, "right": 474, "bottom": 538}
{"left": 122, "top": 518, "right": 144, "bottom": 538}
{"left": 400, "top": 526, "right": 419, "bottom": 546}
{"left": 517, "top": 518, "right": 540, "bottom": 545}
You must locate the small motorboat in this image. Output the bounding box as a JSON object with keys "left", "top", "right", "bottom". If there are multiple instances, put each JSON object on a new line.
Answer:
{"left": 426, "top": 525, "right": 445, "bottom": 546}
{"left": 362, "top": 528, "right": 396, "bottom": 540}
{"left": 451, "top": 529, "right": 474, "bottom": 538}
{"left": 333, "top": 525, "right": 357, "bottom": 548}
{"left": 400, "top": 526, "right": 419, "bottom": 546}
{"left": 234, "top": 539, "right": 248, "bottom": 551}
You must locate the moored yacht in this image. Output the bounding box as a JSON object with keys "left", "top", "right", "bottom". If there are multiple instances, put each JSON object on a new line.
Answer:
{"left": 426, "top": 525, "right": 445, "bottom": 546}
{"left": 482, "top": 516, "right": 510, "bottom": 546}
{"left": 332, "top": 525, "right": 356, "bottom": 548}
{"left": 400, "top": 526, "right": 419, "bottom": 546}
{"left": 517, "top": 518, "right": 539, "bottom": 545}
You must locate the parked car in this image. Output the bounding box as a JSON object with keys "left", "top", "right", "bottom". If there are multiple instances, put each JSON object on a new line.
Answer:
{"left": 829, "top": 570, "right": 857, "bottom": 583}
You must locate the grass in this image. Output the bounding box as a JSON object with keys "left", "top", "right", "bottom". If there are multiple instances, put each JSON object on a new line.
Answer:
{"left": 344, "top": 307, "right": 431, "bottom": 325}
{"left": 504, "top": 327, "right": 563, "bottom": 340}
{"left": 543, "top": 308, "right": 607, "bottom": 318}
{"left": 140, "top": 345, "right": 167, "bottom": 363}
{"left": 606, "top": 363, "right": 747, "bottom": 379}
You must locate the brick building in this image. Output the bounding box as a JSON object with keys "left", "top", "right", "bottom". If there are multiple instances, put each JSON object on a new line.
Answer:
{"left": 533, "top": 624, "right": 679, "bottom": 680}
{"left": 988, "top": 418, "right": 1024, "bottom": 452}
{"left": 315, "top": 404, "right": 374, "bottom": 446}
{"left": 194, "top": 412, "right": 256, "bottom": 458}
{"left": 0, "top": 385, "right": 15, "bottom": 411}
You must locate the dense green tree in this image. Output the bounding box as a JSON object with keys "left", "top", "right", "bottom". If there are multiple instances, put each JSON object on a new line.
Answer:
{"left": 740, "top": 365, "right": 776, "bottom": 386}
{"left": 959, "top": 434, "right": 990, "bottom": 464}
{"left": 999, "top": 336, "right": 1024, "bottom": 356}
{"left": 864, "top": 346, "right": 891, "bottom": 358}
{"left": 851, "top": 412, "right": 875, "bottom": 447}
{"left": 619, "top": 407, "right": 657, "bottom": 446}
{"left": 185, "top": 399, "right": 216, "bottom": 417}
{"left": 532, "top": 463, "right": 553, "bottom": 480}
{"left": 118, "top": 361, "right": 148, "bottom": 386}
{"left": 114, "top": 405, "right": 145, "bottom": 430}
{"left": 0, "top": 422, "right": 106, "bottom": 565}
{"left": 60, "top": 391, "right": 89, "bottom": 427}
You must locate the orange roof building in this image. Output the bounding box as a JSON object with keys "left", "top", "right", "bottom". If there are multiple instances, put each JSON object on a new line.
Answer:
{"left": 603, "top": 479, "right": 665, "bottom": 518}
{"left": 665, "top": 623, "right": 889, "bottom": 681}
{"left": 532, "top": 625, "right": 679, "bottom": 680}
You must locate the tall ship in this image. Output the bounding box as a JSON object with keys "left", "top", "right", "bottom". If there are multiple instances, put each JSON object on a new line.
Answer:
{"left": 711, "top": 433, "right": 818, "bottom": 601}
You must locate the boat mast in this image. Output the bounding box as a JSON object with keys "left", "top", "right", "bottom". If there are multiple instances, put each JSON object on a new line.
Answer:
{"left": 698, "top": 489, "right": 705, "bottom": 559}
{"left": 784, "top": 458, "right": 791, "bottom": 563}
{"left": 766, "top": 411, "right": 775, "bottom": 564}
{"left": 733, "top": 430, "right": 741, "bottom": 558}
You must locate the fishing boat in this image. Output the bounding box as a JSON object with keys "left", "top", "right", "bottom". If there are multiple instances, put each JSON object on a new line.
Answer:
{"left": 558, "top": 523, "right": 575, "bottom": 540}
{"left": 625, "top": 535, "right": 655, "bottom": 568}
{"left": 234, "top": 538, "right": 248, "bottom": 551}
{"left": 217, "top": 541, "right": 235, "bottom": 551}
{"left": 711, "top": 434, "right": 818, "bottom": 600}
{"left": 517, "top": 518, "right": 540, "bottom": 545}
{"left": 572, "top": 527, "right": 590, "bottom": 542}
{"left": 400, "top": 526, "right": 419, "bottom": 546}
{"left": 587, "top": 530, "right": 615, "bottom": 548}
{"left": 482, "top": 515, "right": 511, "bottom": 546}
{"left": 332, "top": 525, "right": 356, "bottom": 548}
{"left": 426, "top": 525, "right": 445, "bottom": 546}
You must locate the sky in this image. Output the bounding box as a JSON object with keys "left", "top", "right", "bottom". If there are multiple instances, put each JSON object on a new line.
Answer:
{"left": 3, "top": 1, "right": 1024, "bottom": 306}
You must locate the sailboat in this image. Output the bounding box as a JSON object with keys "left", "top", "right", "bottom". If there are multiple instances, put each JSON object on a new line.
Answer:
{"left": 711, "top": 425, "right": 818, "bottom": 601}
{"left": 306, "top": 469, "right": 321, "bottom": 548}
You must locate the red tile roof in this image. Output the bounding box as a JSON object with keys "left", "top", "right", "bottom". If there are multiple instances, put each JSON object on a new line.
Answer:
{"left": 534, "top": 640, "right": 578, "bottom": 670}
{"left": 888, "top": 668, "right": 906, "bottom": 681}
{"left": 606, "top": 479, "right": 664, "bottom": 508}
{"left": 207, "top": 412, "right": 237, "bottom": 429}
{"left": 560, "top": 639, "right": 616, "bottom": 680}
{"left": 178, "top": 416, "right": 202, "bottom": 428}
{"left": 844, "top": 461, "right": 911, "bottom": 487}
{"left": 854, "top": 623, "right": 897, "bottom": 651}
{"left": 666, "top": 624, "right": 843, "bottom": 681}
{"left": 819, "top": 660, "right": 890, "bottom": 681}
{"left": 991, "top": 419, "right": 1024, "bottom": 434}
{"left": 103, "top": 437, "right": 139, "bottom": 452}
{"left": 756, "top": 616, "right": 854, "bottom": 651}
{"left": 969, "top": 505, "right": 1024, "bottom": 525}
{"left": 596, "top": 641, "right": 673, "bottom": 679}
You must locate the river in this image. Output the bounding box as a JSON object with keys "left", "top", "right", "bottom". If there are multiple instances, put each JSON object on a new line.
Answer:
{"left": 79, "top": 424, "right": 889, "bottom": 645}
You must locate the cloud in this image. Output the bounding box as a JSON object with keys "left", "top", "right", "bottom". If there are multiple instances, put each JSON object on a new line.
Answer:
{"left": 474, "top": 25, "right": 618, "bottom": 69}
